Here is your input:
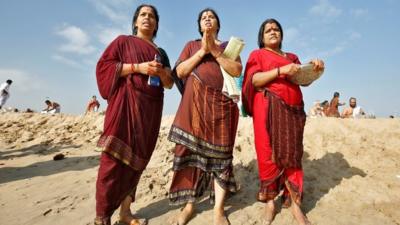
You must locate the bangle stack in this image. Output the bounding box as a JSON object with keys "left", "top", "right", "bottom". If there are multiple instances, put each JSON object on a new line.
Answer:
{"left": 131, "top": 63, "right": 139, "bottom": 73}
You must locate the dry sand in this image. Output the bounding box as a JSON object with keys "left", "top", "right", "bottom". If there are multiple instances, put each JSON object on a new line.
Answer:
{"left": 0, "top": 112, "right": 399, "bottom": 225}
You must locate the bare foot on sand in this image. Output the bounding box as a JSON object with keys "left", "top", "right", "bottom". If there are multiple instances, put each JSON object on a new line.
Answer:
{"left": 214, "top": 208, "right": 230, "bottom": 225}
{"left": 119, "top": 213, "right": 147, "bottom": 225}
{"left": 170, "top": 204, "right": 194, "bottom": 225}
{"left": 290, "top": 203, "right": 311, "bottom": 225}
{"left": 261, "top": 200, "right": 275, "bottom": 225}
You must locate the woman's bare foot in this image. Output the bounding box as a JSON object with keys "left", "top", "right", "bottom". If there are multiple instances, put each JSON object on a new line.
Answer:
{"left": 262, "top": 200, "right": 275, "bottom": 225}
{"left": 119, "top": 196, "right": 147, "bottom": 225}
{"left": 170, "top": 203, "right": 194, "bottom": 225}
{"left": 119, "top": 212, "right": 147, "bottom": 225}
{"left": 290, "top": 203, "right": 311, "bottom": 225}
{"left": 214, "top": 208, "right": 230, "bottom": 225}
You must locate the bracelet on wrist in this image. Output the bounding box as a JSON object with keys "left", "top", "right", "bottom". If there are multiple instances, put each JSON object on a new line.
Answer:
{"left": 131, "top": 63, "right": 136, "bottom": 73}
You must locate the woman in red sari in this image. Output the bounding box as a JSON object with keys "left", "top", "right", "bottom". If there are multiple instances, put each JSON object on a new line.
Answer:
{"left": 94, "top": 4, "right": 173, "bottom": 225}
{"left": 168, "top": 8, "right": 242, "bottom": 225}
{"left": 242, "top": 19, "right": 324, "bottom": 225}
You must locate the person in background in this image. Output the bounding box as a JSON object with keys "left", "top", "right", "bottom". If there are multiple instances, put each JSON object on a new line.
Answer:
{"left": 41, "top": 100, "right": 61, "bottom": 114}
{"left": 341, "top": 97, "right": 365, "bottom": 118}
{"left": 327, "top": 92, "right": 345, "bottom": 117}
{"left": 0, "top": 79, "right": 12, "bottom": 110}
{"left": 85, "top": 95, "right": 100, "bottom": 114}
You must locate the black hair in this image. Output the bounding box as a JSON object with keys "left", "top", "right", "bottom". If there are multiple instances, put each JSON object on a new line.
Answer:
{"left": 132, "top": 4, "right": 159, "bottom": 39}
{"left": 197, "top": 8, "right": 220, "bottom": 36}
{"left": 6, "top": 79, "right": 12, "bottom": 84}
{"left": 334, "top": 92, "right": 340, "bottom": 97}
{"left": 320, "top": 100, "right": 329, "bottom": 107}
{"left": 257, "top": 18, "right": 283, "bottom": 49}
{"left": 349, "top": 97, "right": 356, "bottom": 101}
{"left": 45, "top": 100, "right": 51, "bottom": 104}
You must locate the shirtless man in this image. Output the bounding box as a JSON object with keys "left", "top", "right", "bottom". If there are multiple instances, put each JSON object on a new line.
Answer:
{"left": 42, "top": 100, "right": 61, "bottom": 114}
{"left": 341, "top": 97, "right": 364, "bottom": 118}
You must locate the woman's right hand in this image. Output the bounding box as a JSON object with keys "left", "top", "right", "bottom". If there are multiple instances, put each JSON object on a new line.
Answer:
{"left": 280, "top": 63, "right": 300, "bottom": 77}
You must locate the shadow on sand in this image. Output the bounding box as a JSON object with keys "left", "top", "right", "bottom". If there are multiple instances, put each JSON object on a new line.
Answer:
{"left": 0, "top": 150, "right": 99, "bottom": 184}
{"left": 129, "top": 151, "right": 365, "bottom": 221}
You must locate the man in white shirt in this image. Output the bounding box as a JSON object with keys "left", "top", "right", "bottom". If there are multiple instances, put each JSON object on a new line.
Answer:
{"left": 0, "top": 79, "right": 12, "bottom": 109}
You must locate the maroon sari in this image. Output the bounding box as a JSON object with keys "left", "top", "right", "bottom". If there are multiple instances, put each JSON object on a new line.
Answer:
{"left": 168, "top": 40, "right": 239, "bottom": 205}
{"left": 95, "top": 35, "right": 168, "bottom": 221}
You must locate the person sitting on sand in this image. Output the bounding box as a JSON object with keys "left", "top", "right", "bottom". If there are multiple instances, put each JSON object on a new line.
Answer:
{"left": 341, "top": 97, "right": 365, "bottom": 118}
{"left": 309, "top": 100, "right": 326, "bottom": 118}
{"left": 85, "top": 95, "right": 100, "bottom": 114}
{"left": 41, "top": 100, "right": 61, "bottom": 114}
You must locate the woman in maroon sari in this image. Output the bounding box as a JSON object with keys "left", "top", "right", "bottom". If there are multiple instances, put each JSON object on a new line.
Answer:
{"left": 94, "top": 4, "right": 173, "bottom": 225}
{"left": 168, "top": 8, "right": 242, "bottom": 225}
{"left": 242, "top": 19, "right": 324, "bottom": 225}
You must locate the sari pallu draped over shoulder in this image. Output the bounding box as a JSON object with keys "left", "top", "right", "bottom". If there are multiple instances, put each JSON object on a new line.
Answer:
{"left": 96, "top": 35, "right": 167, "bottom": 171}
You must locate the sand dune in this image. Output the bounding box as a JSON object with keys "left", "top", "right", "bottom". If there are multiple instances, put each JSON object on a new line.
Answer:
{"left": 0, "top": 113, "right": 399, "bottom": 225}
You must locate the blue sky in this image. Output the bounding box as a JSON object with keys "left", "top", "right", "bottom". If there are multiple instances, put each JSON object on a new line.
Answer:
{"left": 0, "top": 0, "right": 399, "bottom": 117}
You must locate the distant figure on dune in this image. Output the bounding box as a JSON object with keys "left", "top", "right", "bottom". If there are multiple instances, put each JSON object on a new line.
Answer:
{"left": 327, "top": 92, "right": 345, "bottom": 117}
{"left": 94, "top": 4, "right": 173, "bottom": 225}
{"left": 0, "top": 79, "right": 12, "bottom": 110}
{"left": 341, "top": 97, "right": 365, "bottom": 118}
{"left": 242, "top": 18, "right": 324, "bottom": 225}
{"left": 85, "top": 95, "right": 100, "bottom": 114}
{"left": 41, "top": 100, "right": 61, "bottom": 114}
{"left": 309, "top": 100, "right": 329, "bottom": 118}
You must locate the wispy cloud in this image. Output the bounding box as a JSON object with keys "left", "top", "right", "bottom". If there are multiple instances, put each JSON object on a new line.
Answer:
{"left": 55, "top": 24, "right": 96, "bottom": 55}
{"left": 52, "top": 54, "right": 85, "bottom": 69}
{"left": 349, "top": 31, "right": 362, "bottom": 40}
{"left": 284, "top": 27, "right": 300, "bottom": 45}
{"left": 0, "top": 69, "right": 43, "bottom": 92}
{"left": 350, "top": 8, "right": 369, "bottom": 18}
{"left": 88, "top": 0, "right": 134, "bottom": 24}
{"left": 309, "top": 0, "right": 342, "bottom": 19}
{"left": 97, "top": 27, "right": 128, "bottom": 45}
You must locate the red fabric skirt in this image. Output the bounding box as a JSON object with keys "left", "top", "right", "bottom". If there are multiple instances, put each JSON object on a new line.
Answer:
{"left": 96, "top": 153, "right": 142, "bottom": 220}
{"left": 252, "top": 91, "right": 304, "bottom": 206}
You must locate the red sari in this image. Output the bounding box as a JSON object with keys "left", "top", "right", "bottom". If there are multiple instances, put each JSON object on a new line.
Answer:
{"left": 95, "top": 35, "right": 169, "bottom": 221}
{"left": 242, "top": 49, "right": 305, "bottom": 206}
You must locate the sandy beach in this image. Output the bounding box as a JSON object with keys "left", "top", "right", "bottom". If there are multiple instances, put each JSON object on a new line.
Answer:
{"left": 0, "top": 113, "right": 399, "bottom": 225}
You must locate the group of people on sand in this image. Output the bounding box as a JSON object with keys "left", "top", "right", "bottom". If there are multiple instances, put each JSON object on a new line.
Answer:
{"left": 93, "top": 4, "right": 325, "bottom": 225}
{"left": 309, "top": 92, "right": 366, "bottom": 119}
{"left": 0, "top": 78, "right": 100, "bottom": 114}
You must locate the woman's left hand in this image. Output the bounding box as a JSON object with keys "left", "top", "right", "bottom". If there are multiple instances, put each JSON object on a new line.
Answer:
{"left": 310, "top": 59, "right": 325, "bottom": 71}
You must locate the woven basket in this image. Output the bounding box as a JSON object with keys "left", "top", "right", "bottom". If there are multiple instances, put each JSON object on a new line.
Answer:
{"left": 289, "top": 64, "right": 324, "bottom": 85}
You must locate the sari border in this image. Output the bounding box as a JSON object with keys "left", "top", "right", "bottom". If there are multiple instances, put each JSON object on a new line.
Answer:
{"left": 168, "top": 125, "right": 233, "bottom": 159}
{"left": 97, "top": 135, "right": 148, "bottom": 171}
